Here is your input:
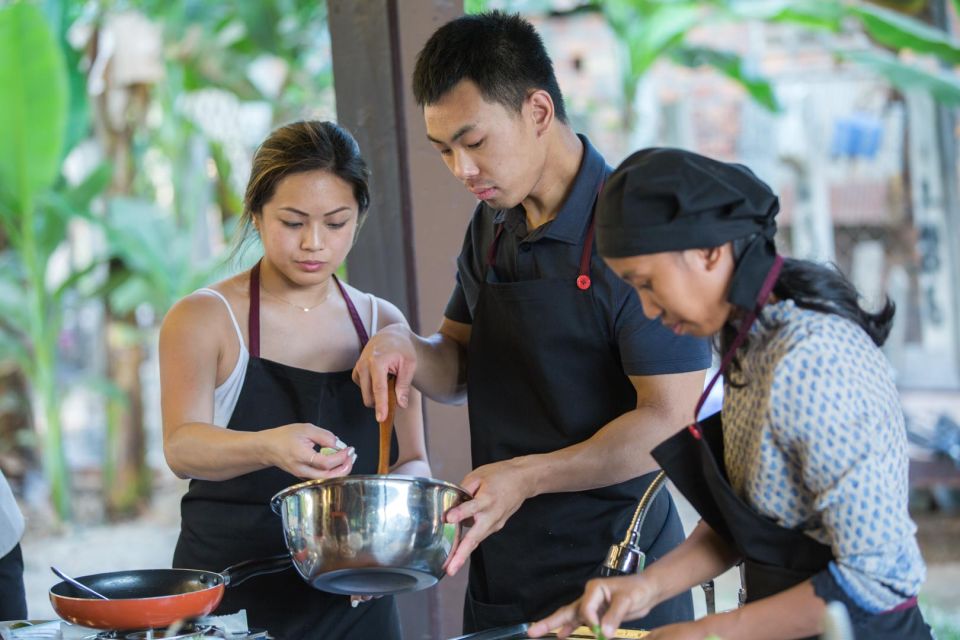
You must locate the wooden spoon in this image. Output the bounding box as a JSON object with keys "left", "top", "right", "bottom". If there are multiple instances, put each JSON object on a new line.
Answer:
{"left": 377, "top": 376, "right": 397, "bottom": 475}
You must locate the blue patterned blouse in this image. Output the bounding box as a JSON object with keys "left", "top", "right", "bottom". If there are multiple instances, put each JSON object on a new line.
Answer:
{"left": 723, "top": 299, "right": 925, "bottom": 613}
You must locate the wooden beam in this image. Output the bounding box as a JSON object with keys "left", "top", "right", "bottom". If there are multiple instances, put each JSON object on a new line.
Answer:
{"left": 330, "top": 1, "right": 475, "bottom": 637}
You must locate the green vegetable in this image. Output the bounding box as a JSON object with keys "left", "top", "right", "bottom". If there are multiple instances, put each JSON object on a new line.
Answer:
{"left": 591, "top": 624, "right": 608, "bottom": 640}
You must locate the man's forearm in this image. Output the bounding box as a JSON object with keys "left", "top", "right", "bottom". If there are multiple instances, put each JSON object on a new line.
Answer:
{"left": 518, "top": 406, "right": 680, "bottom": 496}
{"left": 519, "top": 370, "right": 704, "bottom": 496}
{"left": 411, "top": 331, "right": 468, "bottom": 404}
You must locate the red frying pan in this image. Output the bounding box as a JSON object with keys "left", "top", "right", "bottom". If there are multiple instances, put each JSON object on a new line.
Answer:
{"left": 49, "top": 555, "right": 289, "bottom": 630}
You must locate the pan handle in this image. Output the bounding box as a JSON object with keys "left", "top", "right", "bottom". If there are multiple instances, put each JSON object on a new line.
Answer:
{"left": 220, "top": 554, "right": 292, "bottom": 587}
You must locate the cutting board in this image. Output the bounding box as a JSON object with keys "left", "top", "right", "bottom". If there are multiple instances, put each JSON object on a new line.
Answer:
{"left": 561, "top": 628, "right": 647, "bottom": 639}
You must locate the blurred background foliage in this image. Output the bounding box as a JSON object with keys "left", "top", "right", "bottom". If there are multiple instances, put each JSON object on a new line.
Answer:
{"left": 0, "top": 0, "right": 958, "bottom": 527}
{"left": 0, "top": 0, "right": 335, "bottom": 523}
{"left": 472, "top": 0, "right": 960, "bottom": 129}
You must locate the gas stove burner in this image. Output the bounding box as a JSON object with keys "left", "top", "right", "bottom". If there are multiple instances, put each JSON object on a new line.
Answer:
{"left": 90, "top": 626, "right": 271, "bottom": 640}
{"left": 126, "top": 624, "right": 217, "bottom": 639}
{"left": 94, "top": 625, "right": 219, "bottom": 639}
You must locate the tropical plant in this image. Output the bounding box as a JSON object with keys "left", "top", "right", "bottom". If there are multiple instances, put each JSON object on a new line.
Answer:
{"left": 96, "top": 197, "right": 224, "bottom": 517}
{"left": 469, "top": 1, "right": 960, "bottom": 131}
{"left": 0, "top": 1, "right": 82, "bottom": 520}
{"left": 596, "top": 0, "right": 960, "bottom": 130}
{"left": 90, "top": 0, "right": 333, "bottom": 517}
{"left": 44, "top": 0, "right": 333, "bottom": 518}
{"left": 0, "top": 0, "right": 325, "bottom": 521}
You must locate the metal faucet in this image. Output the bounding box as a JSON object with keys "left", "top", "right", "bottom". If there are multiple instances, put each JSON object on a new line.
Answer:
{"left": 601, "top": 470, "right": 718, "bottom": 614}
{"left": 601, "top": 471, "right": 667, "bottom": 576}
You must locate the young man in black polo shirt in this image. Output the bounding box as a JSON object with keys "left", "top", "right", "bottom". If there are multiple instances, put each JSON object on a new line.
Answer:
{"left": 353, "top": 11, "right": 711, "bottom": 633}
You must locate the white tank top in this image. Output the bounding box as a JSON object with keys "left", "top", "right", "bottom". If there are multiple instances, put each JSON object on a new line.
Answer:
{"left": 196, "top": 287, "right": 379, "bottom": 427}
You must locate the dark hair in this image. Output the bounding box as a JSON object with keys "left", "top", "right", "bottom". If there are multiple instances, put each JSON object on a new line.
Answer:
{"left": 721, "top": 236, "right": 896, "bottom": 383}
{"left": 233, "top": 120, "right": 370, "bottom": 257}
{"left": 412, "top": 11, "right": 568, "bottom": 123}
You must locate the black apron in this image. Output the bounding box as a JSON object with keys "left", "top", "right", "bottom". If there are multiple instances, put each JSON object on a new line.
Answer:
{"left": 173, "top": 263, "right": 401, "bottom": 640}
{"left": 463, "top": 204, "right": 692, "bottom": 632}
{"left": 651, "top": 256, "right": 930, "bottom": 640}
{"left": 0, "top": 543, "right": 27, "bottom": 620}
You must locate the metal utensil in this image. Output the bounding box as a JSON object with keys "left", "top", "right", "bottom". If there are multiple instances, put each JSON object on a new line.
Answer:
{"left": 271, "top": 474, "right": 470, "bottom": 595}
{"left": 50, "top": 566, "right": 109, "bottom": 600}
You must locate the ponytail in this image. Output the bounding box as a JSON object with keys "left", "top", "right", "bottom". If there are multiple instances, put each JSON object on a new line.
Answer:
{"left": 720, "top": 240, "right": 895, "bottom": 384}
{"left": 772, "top": 258, "right": 895, "bottom": 346}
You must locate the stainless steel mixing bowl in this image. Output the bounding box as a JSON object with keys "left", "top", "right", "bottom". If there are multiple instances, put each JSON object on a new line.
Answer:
{"left": 270, "top": 475, "right": 471, "bottom": 595}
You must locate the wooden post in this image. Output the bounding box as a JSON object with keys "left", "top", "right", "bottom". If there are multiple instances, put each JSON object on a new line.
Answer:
{"left": 330, "top": 1, "right": 476, "bottom": 636}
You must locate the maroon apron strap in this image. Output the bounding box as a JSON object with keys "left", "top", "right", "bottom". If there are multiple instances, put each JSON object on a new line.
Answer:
{"left": 886, "top": 595, "right": 918, "bottom": 614}
{"left": 487, "top": 180, "right": 602, "bottom": 291}
{"left": 689, "top": 254, "right": 784, "bottom": 438}
{"left": 576, "top": 216, "right": 596, "bottom": 291}
{"left": 250, "top": 263, "right": 369, "bottom": 354}
{"left": 332, "top": 274, "right": 371, "bottom": 350}
{"left": 486, "top": 224, "right": 506, "bottom": 268}
{"left": 575, "top": 180, "right": 603, "bottom": 291}
{"left": 248, "top": 261, "right": 262, "bottom": 359}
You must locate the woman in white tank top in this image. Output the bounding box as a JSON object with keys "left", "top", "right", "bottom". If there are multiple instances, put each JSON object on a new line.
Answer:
{"left": 158, "top": 121, "right": 428, "bottom": 639}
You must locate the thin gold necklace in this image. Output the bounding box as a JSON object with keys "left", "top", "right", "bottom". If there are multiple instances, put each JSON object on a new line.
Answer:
{"left": 260, "top": 282, "right": 332, "bottom": 312}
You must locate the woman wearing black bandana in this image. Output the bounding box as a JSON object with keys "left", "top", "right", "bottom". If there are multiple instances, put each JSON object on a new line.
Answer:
{"left": 530, "top": 148, "right": 932, "bottom": 640}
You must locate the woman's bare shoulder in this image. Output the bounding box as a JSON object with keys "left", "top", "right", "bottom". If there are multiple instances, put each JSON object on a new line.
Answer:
{"left": 202, "top": 271, "right": 250, "bottom": 303}
{"left": 336, "top": 280, "right": 408, "bottom": 330}
{"left": 161, "top": 272, "right": 249, "bottom": 339}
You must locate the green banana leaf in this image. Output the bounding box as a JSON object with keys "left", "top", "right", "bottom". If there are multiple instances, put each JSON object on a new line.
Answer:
{"left": 0, "top": 2, "right": 68, "bottom": 213}
{"left": 101, "top": 197, "right": 221, "bottom": 314}
{"left": 603, "top": 1, "right": 702, "bottom": 79}
{"left": 847, "top": 3, "right": 960, "bottom": 65}
{"left": 29, "top": 163, "right": 112, "bottom": 289}
{"left": 737, "top": 0, "right": 843, "bottom": 31}
{"left": 0, "top": 253, "right": 31, "bottom": 373}
{"left": 671, "top": 45, "right": 781, "bottom": 112}
{"left": 842, "top": 48, "right": 960, "bottom": 106}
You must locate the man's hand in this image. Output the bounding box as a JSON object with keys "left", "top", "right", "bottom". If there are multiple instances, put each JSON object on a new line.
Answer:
{"left": 352, "top": 324, "right": 417, "bottom": 421}
{"left": 443, "top": 458, "right": 536, "bottom": 576}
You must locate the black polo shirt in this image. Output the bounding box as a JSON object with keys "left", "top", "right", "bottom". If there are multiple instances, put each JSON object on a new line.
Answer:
{"left": 444, "top": 135, "right": 711, "bottom": 377}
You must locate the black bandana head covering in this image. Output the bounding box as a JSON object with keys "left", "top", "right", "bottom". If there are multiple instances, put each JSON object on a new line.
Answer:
{"left": 596, "top": 147, "right": 780, "bottom": 310}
